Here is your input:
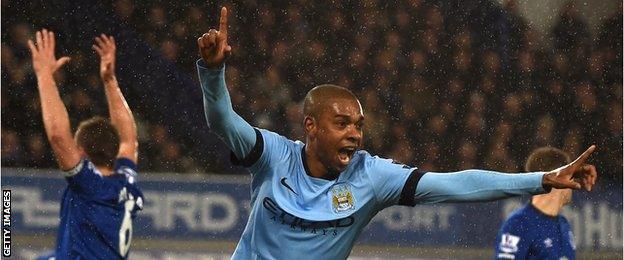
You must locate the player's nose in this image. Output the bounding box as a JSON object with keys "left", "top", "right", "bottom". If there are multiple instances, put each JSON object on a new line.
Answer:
{"left": 346, "top": 125, "right": 362, "bottom": 144}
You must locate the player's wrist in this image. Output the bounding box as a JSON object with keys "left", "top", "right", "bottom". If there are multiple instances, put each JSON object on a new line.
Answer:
{"left": 199, "top": 56, "right": 226, "bottom": 70}
{"left": 35, "top": 70, "right": 55, "bottom": 81}
{"left": 541, "top": 171, "right": 556, "bottom": 191}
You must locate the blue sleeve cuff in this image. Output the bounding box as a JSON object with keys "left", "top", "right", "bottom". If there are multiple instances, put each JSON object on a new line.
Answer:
{"left": 114, "top": 157, "right": 138, "bottom": 172}
{"left": 533, "top": 172, "right": 550, "bottom": 193}
{"left": 63, "top": 158, "right": 86, "bottom": 177}
{"left": 196, "top": 59, "right": 225, "bottom": 73}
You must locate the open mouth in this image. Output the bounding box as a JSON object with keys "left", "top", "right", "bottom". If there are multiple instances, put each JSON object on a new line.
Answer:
{"left": 338, "top": 147, "right": 357, "bottom": 165}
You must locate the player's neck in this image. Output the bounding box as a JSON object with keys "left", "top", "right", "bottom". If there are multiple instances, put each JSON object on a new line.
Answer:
{"left": 531, "top": 195, "right": 564, "bottom": 217}
{"left": 303, "top": 145, "right": 336, "bottom": 180}
{"left": 96, "top": 166, "right": 114, "bottom": 176}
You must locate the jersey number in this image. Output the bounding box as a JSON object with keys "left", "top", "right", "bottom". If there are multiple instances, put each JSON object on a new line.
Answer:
{"left": 119, "top": 188, "right": 136, "bottom": 257}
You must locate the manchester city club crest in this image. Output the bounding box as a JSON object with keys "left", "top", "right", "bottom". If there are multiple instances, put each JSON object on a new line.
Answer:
{"left": 330, "top": 183, "right": 355, "bottom": 213}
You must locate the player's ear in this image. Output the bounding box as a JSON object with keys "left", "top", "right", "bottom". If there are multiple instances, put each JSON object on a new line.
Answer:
{"left": 304, "top": 116, "right": 316, "bottom": 138}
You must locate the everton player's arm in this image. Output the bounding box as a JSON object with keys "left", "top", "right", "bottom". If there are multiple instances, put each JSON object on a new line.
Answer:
{"left": 93, "top": 34, "right": 138, "bottom": 163}
{"left": 196, "top": 7, "right": 258, "bottom": 163}
{"left": 28, "top": 29, "right": 81, "bottom": 171}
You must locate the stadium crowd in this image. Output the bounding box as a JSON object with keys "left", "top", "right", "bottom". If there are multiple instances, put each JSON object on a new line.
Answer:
{"left": 2, "top": 0, "right": 622, "bottom": 183}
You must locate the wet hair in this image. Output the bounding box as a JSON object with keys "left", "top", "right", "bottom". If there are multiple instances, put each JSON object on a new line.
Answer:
{"left": 75, "top": 116, "right": 119, "bottom": 168}
{"left": 303, "top": 84, "right": 359, "bottom": 119}
{"left": 525, "top": 147, "right": 571, "bottom": 172}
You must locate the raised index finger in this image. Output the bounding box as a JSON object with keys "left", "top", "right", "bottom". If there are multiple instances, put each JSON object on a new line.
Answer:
{"left": 571, "top": 145, "right": 596, "bottom": 168}
{"left": 219, "top": 7, "right": 228, "bottom": 35}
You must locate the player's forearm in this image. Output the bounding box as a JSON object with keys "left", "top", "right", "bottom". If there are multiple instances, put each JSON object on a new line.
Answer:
{"left": 37, "top": 73, "right": 73, "bottom": 142}
{"left": 36, "top": 73, "right": 80, "bottom": 169}
{"left": 196, "top": 59, "right": 255, "bottom": 159}
{"left": 103, "top": 76, "right": 137, "bottom": 144}
{"left": 414, "top": 170, "right": 548, "bottom": 204}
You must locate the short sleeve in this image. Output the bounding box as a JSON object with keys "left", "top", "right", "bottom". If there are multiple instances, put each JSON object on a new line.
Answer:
{"left": 366, "top": 156, "right": 423, "bottom": 208}
{"left": 115, "top": 157, "right": 137, "bottom": 171}
{"left": 64, "top": 158, "right": 102, "bottom": 196}
{"left": 494, "top": 217, "right": 532, "bottom": 259}
{"left": 114, "top": 157, "right": 138, "bottom": 184}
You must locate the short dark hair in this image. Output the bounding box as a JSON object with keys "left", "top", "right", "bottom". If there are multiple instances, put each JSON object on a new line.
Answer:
{"left": 75, "top": 116, "right": 119, "bottom": 168}
{"left": 525, "top": 147, "right": 571, "bottom": 172}
{"left": 303, "top": 84, "right": 359, "bottom": 119}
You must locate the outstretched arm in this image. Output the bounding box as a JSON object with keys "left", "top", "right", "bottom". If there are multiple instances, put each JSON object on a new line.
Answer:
{"left": 197, "top": 7, "right": 256, "bottom": 160}
{"left": 93, "top": 34, "right": 138, "bottom": 163}
{"left": 414, "top": 146, "right": 598, "bottom": 204}
{"left": 27, "top": 29, "right": 80, "bottom": 171}
{"left": 414, "top": 170, "right": 547, "bottom": 204}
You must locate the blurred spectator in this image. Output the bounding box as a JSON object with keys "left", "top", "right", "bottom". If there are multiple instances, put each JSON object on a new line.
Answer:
{"left": 24, "top": 134, "right": 55, "bottom": 168}
{"left": 0, "top": 0, "right": 621, "bottom": 184}
{"left": 2, "top": 130, "right": 24, "bottom": 166}
{"left": 552, "top": 1, "right": 590, "bottom": 54}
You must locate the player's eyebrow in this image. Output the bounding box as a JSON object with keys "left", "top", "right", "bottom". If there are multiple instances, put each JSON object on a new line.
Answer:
{"left": 334, "top": 114, "right": 365, "bottom": 122}
{"left": 333, "top": 115, "right": 352, "bottom": 120}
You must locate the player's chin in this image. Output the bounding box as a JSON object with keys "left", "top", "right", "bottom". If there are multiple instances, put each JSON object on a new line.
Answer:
{"left": 334, "top": 163, "right": 348, "bottom": 173}
{"left": 333, "top": 155, "right": 351, "bottom": 171}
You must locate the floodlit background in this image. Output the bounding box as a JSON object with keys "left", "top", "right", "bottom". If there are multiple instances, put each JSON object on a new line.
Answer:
{"left": 2, "top": 0, "right": 622, "bottom": 259}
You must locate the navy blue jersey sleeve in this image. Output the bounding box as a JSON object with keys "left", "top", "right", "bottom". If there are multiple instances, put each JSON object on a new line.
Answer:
{"left": 115, "top": 157, "right": 137, "bottom": 171}
{"left": 114, "top": 157, "right": 139, "bottom": 184}
{"left": 494, "top": 216, "right": 533, "bottom": 259}
{"left": 366, "top": 156, "right": 422, "bottom": 207}
{"left": 114, "top": 157, "right": 144, "bottom": 212}
{"left": 63, "top": 158, "right": 103, "bottom": 197}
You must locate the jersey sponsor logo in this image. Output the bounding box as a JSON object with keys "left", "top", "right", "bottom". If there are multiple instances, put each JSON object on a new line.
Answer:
{"left": 262, "top": 197, "right": 354, "bottom": 236}
{"left": 280, "top": 177, "right": 298, "bottom": 195}
{"left": 499, "top": 233, "right": 521, "bottom": 254}
{"left": 330, "top": 183, "right": 355, "bottom": 213}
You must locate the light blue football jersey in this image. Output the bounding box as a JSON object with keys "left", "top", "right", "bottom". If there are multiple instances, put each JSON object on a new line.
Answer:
{"left": 196, "top": 60, "right": 549, "bottom": 260}
{"left": 231, "top": 129, "right": 418, "bottom": 259}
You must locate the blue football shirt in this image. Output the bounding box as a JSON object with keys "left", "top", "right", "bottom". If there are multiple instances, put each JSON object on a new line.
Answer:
{"left": 494, "top": 203, "right": 575, "bottom": 260}
{"left": 231, "top": 129, "right": 419, "bottom": 259}
{"left": 196, "top": 60, "right": 550, "bottom": 259}
{"left": 55, "top": 157, "right": 144, "bottom": 259}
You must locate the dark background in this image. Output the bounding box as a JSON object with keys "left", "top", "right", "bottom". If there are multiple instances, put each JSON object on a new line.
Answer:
{"left": 2, "top": 0, "right": 622, "bottom": 188}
